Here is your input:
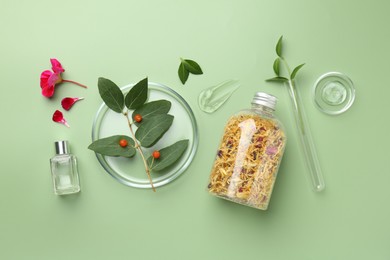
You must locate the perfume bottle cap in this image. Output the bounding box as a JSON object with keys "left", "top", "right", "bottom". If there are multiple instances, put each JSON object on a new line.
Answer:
{"left": 55, "top": 140, "right": 69, "bottom": 155}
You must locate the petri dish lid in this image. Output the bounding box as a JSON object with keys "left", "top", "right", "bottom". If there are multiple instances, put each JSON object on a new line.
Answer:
{"left": 313, "top": 72, "right": 355, "bottom": 115}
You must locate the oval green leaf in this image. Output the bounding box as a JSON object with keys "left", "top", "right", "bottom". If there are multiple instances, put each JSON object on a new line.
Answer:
{"left": 290, "top": 63, "right": 305, "bottom": 80}
{"left": 132, "top": 100, "right": 171, "bottom": 127}
{"left": 182, "top": 59, "right": 203, "bottom": 75}
{"left": 135, "top": 114, "right": 174, "bottom": 148}
{"left": 265, "top": 76, "right": 289, "bottom": 83}
{"left": 276, "top": 35, "right": 283, "bottom": 57}
{"left": 98, "top": 77, "right": 124, "bottom": 113}
{"left": 178, "top": 62, "right": 189, "bottom": 84}
{"left": 147, "top": 140, "right": 189, "bottom": 171}
{"left": 88, "top": 135, "right": 136, "bottom": 158}
{"left": 273, "top": 58, "right": 280, "bottom": 76}
{"left": 125, "top": 77, "right": 148, "bottom": 109}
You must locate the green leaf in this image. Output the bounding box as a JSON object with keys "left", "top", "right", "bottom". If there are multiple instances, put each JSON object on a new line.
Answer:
{"left": 273, "top": 58, "right": 280, "bottom": 76}
{"left": 88, "top": 135, "right": 136, "bottom": 158}
{"left": 132, "top": 100, "right": 171, "bottom": 127}
{"left": 147, "top": 140, "right": 189, "bottom": 171}
{"left": 135, "top": 114, "right": 174, "bottom": 148}
{"left": 125, "top": 77, "right": 148, "bottom": 109}
{"left": 276, "top": 35, "right": 283, "bottom": 57}
{"left": 178, "top": 62, "right": 189, "bottom": 84}
{"left": 98, "top": 77, "right": 124, "bottom": 113}
{"left": 181, "top": 59, "right": 203, "bottom": 75}
{"left": 290, "top": 63, "right": 305, "bottom": 80}
{"left": 266, "top": 76, "right": 289, "bottom": 83}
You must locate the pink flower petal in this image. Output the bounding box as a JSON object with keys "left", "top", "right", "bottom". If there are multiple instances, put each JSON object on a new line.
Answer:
{"left": 40, "top": 70, "right": 53, "bottom": 88}
{"left": 52, "top": 110, "right": 69, "bottom": 127}
{"left": 42, "top": 85, "right": 55, "bottom": 98}
{"left": 266, "top": 146, "right": 278, "bottom": 155}
{"left": 48, "top": 72, "right": 61, "bottom": 86}
{"left": 50, "top": 58, "right": 65, "bottom": 74}
{"left": 61, "top": 97, "right": 84, "bottom": 111}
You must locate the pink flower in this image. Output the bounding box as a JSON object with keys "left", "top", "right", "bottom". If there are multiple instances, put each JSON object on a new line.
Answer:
{"left": 40, "top": 58, "right": 87, "bottom": 98}
{"left": 40, "top": 70, "right": 62, "bottom": 98}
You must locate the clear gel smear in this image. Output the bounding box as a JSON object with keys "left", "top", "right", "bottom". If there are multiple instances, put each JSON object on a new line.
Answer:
{"left": 198, "top": 80, "right": 240, "bottom": 113}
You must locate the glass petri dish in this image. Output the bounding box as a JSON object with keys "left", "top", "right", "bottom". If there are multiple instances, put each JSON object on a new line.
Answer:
{"left": 91, "top": 82, "right": 199, "bottom": 189}
{"left": 313, "top": 72, "right": 355, "bottom": 115}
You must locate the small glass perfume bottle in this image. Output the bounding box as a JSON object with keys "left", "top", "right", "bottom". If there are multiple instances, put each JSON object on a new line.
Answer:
{"left": 50, "top": 140, "right": 81, "bottom": 195}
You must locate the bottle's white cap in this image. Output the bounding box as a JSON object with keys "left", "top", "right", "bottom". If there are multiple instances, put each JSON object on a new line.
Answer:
{"left": 251, "top": 92, "right": 277, "bottom": 110}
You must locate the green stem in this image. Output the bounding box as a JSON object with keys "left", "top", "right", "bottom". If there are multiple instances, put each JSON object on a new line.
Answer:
{"left": 281, "top": 58, "right": 305, "bottom": 132}
{"left": 280, "top": 57, "right": 292, "bottom": 76}
{"left": 287, "top": 79, "right": 305, "bottom": 134}
{"left": 123, "top": 111, "right": 156, "bottom": 192}
{"left": 285, "top": 79, "right": 325, "bottom": 192}
{"left": 62, "top": 79, "right": 88, "bottom": 88}
{"left": 272, "top": 37, "right": 324, "bottom": 191}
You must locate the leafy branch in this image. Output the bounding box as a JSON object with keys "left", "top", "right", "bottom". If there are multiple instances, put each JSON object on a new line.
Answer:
{"left": 88, "top": 77, "right": 189, "bottom": 192}
{"left": 266, "top": 36, "right": 306, "bottom": 133}
{"left": 266, "top": 35, "right": 305, "bottom": 84}
{"left": 265, "top": 36, "right": 325, "bottom": 192}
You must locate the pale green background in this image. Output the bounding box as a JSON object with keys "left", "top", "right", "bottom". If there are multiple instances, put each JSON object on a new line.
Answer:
{"left": 1, "top": 0, "right": 389, "bottom": 259}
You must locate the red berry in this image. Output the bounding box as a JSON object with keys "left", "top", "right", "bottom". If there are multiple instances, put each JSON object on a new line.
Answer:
{"left": 152, "top": 150, "right": 160, "bottom": 159}
{"left": 134, "top": 114, "right": 142, "bottom": 123}
{"left": 119, "top": 139, "right": 128, "bottom": 147}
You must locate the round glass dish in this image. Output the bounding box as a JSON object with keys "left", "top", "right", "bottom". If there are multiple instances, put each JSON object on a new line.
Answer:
{"left": 313, "top": 72, "right": 355, "bottom": 115}
{"left": 92, "top": 82, "right": 198, "bottom": 189}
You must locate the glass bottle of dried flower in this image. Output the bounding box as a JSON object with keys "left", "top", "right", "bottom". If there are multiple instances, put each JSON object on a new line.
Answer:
{"left": 207, "top": 92, "right": 286, "bottom": 210}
